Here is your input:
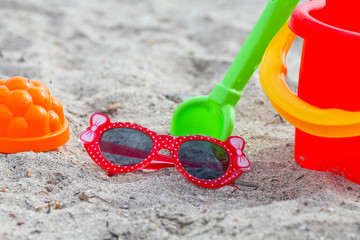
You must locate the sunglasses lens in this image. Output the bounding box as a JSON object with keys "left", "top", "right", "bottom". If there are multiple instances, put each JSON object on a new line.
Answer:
{"left": 99, "top": 128, "right": 153, "bottom": 166}
{"left": 178, "top": 140, "right": 230, "bottom": 180}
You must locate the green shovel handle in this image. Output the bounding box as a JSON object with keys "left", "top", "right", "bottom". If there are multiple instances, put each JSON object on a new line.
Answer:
{"left": 209, "top": 0, "right": 300, "bottom": 107}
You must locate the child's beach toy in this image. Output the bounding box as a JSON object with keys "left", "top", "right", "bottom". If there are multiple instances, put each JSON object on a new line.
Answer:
{"left": 259, "top": 0, "right": 360, "bottom": 184}
{"left": 170, "top": 0, "right": 300, "bottom": 141}
{"left": 79, "top": 113, "right": 250, "bottom": 188}
{"left": 0, "top": 76, "right": 70, "bottom": 153}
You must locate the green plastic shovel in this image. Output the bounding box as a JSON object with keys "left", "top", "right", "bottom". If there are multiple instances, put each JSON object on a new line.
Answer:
{"left": 170, "top": 0, "right": 299, "bottom": 141}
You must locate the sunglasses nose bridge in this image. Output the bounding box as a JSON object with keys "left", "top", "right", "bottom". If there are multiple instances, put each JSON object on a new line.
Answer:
{"left": 155, "top": 135, "right": 175, "bottom": 151}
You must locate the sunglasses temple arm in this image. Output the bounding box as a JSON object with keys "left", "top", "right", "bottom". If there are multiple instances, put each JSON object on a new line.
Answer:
{"left": 144, "top": 158, "right": 221, "bottom": 171}
{"left": 100, "top": 140, "right": 175, "bottom": 169}
{"left": 99, "top": 140, "right": 224, "bottom": 171}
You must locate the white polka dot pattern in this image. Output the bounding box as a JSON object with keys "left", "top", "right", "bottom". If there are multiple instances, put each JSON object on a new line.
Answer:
{"left": 80, "top": 113, "right": 250, "bottom": 188}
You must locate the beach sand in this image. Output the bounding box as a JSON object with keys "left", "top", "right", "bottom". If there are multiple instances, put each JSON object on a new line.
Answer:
{"left": 0, "top": 0, "right": 360, "bottom": 239}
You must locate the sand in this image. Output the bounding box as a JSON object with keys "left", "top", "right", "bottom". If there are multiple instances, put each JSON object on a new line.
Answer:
{"left": 1, "top": 0, "right": 360, "bottom": 239}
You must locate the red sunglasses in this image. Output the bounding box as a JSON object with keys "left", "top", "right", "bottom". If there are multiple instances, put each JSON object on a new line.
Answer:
{"left": 79, "top": 113, "right": 250, "bottom": 188}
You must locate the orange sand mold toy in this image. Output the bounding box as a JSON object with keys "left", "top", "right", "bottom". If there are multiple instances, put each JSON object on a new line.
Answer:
{"left": 0, "top": 76, "right": 70, "bottom": 153}
{"left": 260, "top": 0, "right": 360, "bottom": 184}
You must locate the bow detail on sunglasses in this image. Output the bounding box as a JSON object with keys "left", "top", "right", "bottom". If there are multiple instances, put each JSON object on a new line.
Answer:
{"left": 79, "top": 113, "right": 109, "bottom": 143}
{"left": 228, "top": 137, "right": 250, "bottom": 169}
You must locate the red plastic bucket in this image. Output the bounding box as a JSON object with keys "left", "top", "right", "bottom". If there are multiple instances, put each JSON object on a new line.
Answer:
{"left": 289, "top": 0, "right": 360, "bottom": 183}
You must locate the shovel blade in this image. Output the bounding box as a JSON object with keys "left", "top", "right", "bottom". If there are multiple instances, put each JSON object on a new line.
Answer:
{"left": 170, "top": 96, "right": 234, "bottom": 141}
